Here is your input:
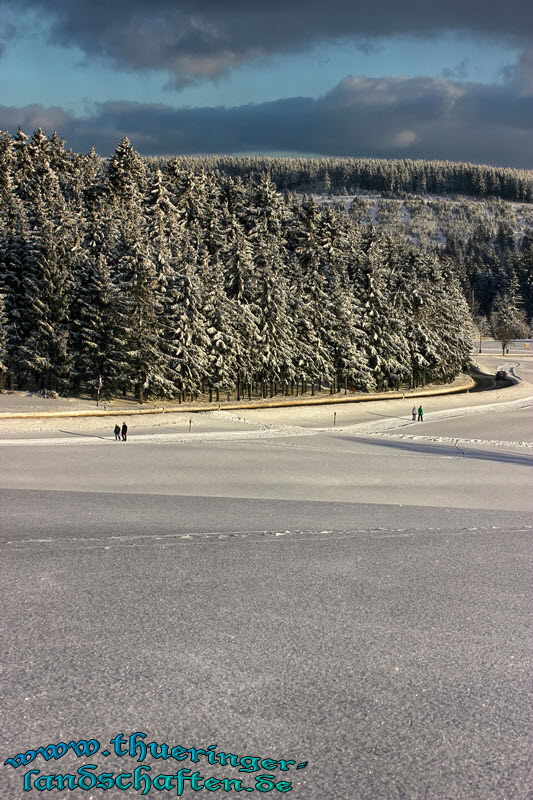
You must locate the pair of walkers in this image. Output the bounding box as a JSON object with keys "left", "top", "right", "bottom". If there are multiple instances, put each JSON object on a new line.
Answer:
{"left": 114, "top": 422, "right": 128, "bottom": 441}
{"left": 411, "top": 405, "right": 424, "bottom": 422}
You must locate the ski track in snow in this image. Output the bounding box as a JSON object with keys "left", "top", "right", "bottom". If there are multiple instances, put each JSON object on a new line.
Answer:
{"left": 365, "top": 432, "right": 532, "bottom": 450}
{"left": 1, "top": 394, "right": 532, "bottom": 448}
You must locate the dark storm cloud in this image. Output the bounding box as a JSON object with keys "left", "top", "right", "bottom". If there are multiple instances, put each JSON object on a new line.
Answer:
{"left": 1, "top": 70, "right": 531, "bottom": 167}
{"left": 5, "top": 0, "right": 533, "bottom": 85}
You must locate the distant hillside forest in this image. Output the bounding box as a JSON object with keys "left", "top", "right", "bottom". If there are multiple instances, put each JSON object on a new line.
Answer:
{"left": 0, "top": 130, "right": 530, "bottom": 401}
{"left": 152, "top": 154, "right": 533, "bottom": 204}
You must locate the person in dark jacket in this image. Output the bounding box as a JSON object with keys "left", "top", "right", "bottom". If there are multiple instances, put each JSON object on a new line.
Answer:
{"left": 121, "top": 422, "right": 128, "bottom": 441}
{"left": 114, "top": 424, "right": 121, "bottom": 441}
{"left": 417, "top": 405, "right": 424, "bottom": 421}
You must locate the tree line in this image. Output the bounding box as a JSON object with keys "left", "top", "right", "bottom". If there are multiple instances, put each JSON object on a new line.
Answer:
{"left": 151, "top": 155, "right": 533, "bottom": 204}
{"left": 0, "top": 130, "right": 489, "bottom": 402}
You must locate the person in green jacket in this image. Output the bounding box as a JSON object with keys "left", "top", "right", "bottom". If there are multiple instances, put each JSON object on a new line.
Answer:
{"left": 417, "top": 405, "right": 424, "bottom": 421}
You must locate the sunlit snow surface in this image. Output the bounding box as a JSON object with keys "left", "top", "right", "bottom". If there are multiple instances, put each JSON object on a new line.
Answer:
{"left": 2, "top": 356, "right": 533, "bottom": 800}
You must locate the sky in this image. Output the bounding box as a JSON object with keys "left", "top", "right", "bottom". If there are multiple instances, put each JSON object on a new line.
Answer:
{"left": 0, "top": 1, "right": 532, "bottom": 167}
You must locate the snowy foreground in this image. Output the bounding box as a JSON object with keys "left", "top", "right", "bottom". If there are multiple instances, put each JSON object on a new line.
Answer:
{"left": 1, "top": 355, "right": 532, "bottom": 799}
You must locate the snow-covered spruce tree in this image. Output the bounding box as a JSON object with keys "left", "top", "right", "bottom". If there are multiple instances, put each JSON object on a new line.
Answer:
{"left": 145, "top": 168, "right": 183, "bottom": 281}
{"left": 287, "top": 196, "right": 334, "bottom": 389}
{"left": 398, "top": 249, "right": 445, "bottom": 388}
{"left": 16, "top": 199, "right": 73, "bottom": 391}
{"left": 232, "top": 301, "right": 261, "bottom": 400}
{"left": 11, "top": 128, "right": 33, "bottom": 203}
{"left": 106, "top": 136, "right": 146, "bottom": 207}
{"left": 245, "top": 173, "right": 296, "bottom": 393}
{"left": 316, "top": 205, "right": 373, "bottom": 390}
{"left": 222, "top": 212, "right": 257, "bottom": 305}
{"left": 253, "top": 233, "right": 296, "bottom": 394}
{"left": 117, "top": 207, "right": 168, "bottom": 402}
{"left": 245, "top": 171, "right": 288, "bottom": 240}
{"left": 221, "top": 212, "right": 260, "bottom": 399}
{"left": 161, "top": 231, "right": 209, "bottom": 401}
{"left": 47, "top": 131, "right": 81, "bottom": 208}
{"left": 202, "top": 172, "right": 226, "bottom": 262}
{"left": 144, "top": 168, "right": 194, "bottom": 398}
{"left": 219, "top": 175, "right": 248, "bottom": 222}
{"left": 69, "top": 189, "right": 129, "bottom": 399}
{"left": 328, "top": 277, "right": 374, "bottom": 391}
{"left": 194, "top": 175, "right": 238, "bottom": 399}
{"left": 243, "top": 172, "right": 296, "bottom": 394}
{"left": 80, "top": 147, "right": 103, "bottom": 194}
{"left": 357, "top": 233, "right": 410, "bottom": 390}
{"left": 71, "top": 251, "right": 130, "bottom": 400}
{"left": 490, "top": 284, "right": 529, "bottom": 355}
{"left": 198, "top": 248, "right": 237, "bottom": 401}
{"left": 0, "top": 132, "right": 29, "bottom": 388}
{"left": 15, "top": 131, "right": 78, "bottom": 391}
{"left": 172, "top": 169, "right": 210, "bottom": 250}
{"left": 429, "top": 258, "right": 474, "bottom": 379}
{"left": 106, "top": 138, "right": 170, "bottom": 401}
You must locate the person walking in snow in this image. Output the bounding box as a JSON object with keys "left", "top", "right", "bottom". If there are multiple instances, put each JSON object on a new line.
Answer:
{"left": 121, "top": 422, "right": 128, "bottom": 441}
{"left": 411, "top": 406, "right": 417, "bottom": 421}
{"left": 114, "top": 424, "right": 121, "bottom": 441}
{"left": 417, "top": 405, "right": 424, "bottom": 422}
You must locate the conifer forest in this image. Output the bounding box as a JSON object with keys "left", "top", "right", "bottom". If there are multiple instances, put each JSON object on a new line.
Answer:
{"left": 1, "top": 130, "right": 531, "bottom": 402}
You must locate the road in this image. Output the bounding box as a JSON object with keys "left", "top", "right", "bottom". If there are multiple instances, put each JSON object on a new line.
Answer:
{"left": 1, "top": 358, "right": 532, "bottom": 799}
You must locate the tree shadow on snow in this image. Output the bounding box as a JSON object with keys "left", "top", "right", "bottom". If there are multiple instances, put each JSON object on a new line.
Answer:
{"left": 59, "top": 430, "right": 110, "bottom": 441}
{"left": 336, "top": 435, "right": 533, "bottom": 468}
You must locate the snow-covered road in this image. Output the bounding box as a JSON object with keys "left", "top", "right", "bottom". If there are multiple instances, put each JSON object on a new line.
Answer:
{"left": 1, "top": 355, "right": 532, "bottom": 446}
